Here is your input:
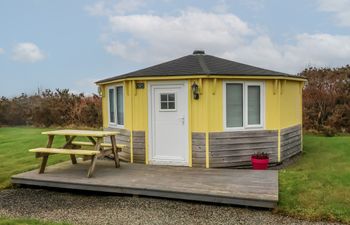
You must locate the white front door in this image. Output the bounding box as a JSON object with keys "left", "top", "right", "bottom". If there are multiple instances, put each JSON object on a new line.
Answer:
{"left": 149, "top": 81, "right": 189, "bottom": 166}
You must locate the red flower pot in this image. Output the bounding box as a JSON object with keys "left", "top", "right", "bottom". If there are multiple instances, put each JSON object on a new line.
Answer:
{"left": 251, "top": 157, "right": 269, "bottom": 170}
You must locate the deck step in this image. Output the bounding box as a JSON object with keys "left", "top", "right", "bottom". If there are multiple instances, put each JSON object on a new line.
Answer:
{"left": 29, "top": 148, "right": 99, "bottom": 155}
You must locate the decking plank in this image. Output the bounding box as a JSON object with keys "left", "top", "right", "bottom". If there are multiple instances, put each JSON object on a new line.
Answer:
{"left": 12, "top": 160, "right": 278, "bottom": 208}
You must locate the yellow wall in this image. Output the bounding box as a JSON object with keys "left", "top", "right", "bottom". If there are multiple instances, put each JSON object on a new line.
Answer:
{"left": 190, "top": 79, "right": 223, "bottom": 132}
{"left": 280, "top": 80, "right": 302, "bottom": 128}
{"left": 265, "top": 80, "right": 280, "bottom": 130}
{"left": 102, "top": 77, "right": 304, "bottom": 132}
{"left": 129, "top": 81, "right": 148, "bottom": 131}
{"left": 102, "top": 81, "right": 148, "bottom": 131}
{"left": 100, "top": 76, "right": 304, "bottom": 166}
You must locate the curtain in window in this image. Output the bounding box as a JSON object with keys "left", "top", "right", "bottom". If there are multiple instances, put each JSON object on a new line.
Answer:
{"left": 109, "top": 89, "right": 115, "bottom": 123}
{"left": 247, "top": 86, "right": 260, "bottom": 125}
{"left": 226, "top": 83, "right": 243, "bottom": 127}
{"left": 116, "top": 86, "right": 124, "bottom": 125}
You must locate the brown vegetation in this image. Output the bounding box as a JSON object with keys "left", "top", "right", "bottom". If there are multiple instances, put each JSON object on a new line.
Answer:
{"left": 0, "top": 89, "right": 102, "bottom": 128}
{"left": 301, "top": 65, "right": 350, "bottom": 135}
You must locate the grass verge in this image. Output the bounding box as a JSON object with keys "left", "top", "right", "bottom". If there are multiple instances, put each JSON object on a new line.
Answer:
{"left": 0, "top": 127, "right": 68, "bottom": 189}
{"left": 0, "top": 217, "right": 70, "bottom": 225}
{"left": 278, "top": 135, "right": 350, "bottom": 223}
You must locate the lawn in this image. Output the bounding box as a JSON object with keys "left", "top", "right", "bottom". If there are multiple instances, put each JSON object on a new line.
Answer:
{"left": 0, "top": 218, "right": 69, "bottom": 225}
{"left": 278, "top": 134, "right": 350, "bottom": 223}
{"left": 0, "top": 127, "right": 68, "bottom": 189}
{"left": 0, "top": 127, "right": 349, "bottom": 223}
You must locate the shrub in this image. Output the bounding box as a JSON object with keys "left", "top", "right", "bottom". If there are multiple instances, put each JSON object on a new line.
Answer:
{"left": 301, "top": 65, "right": 350, "bottom": 135}
{"left": 0, "top": 89, "right": 102, "bottom": 128}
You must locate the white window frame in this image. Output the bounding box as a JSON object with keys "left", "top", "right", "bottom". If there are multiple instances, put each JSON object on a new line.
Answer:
{"left": 159, "top": 92, "right": 177, "bottom": 112}
{"left": 223, "top": 81, "right": 265, "bottom": 131}
{"left": 107, "top": 84, "right": 125, "bottom": 128}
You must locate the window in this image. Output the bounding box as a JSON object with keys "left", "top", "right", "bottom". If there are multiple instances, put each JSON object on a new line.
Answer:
{"left": 116, "top": 86, "right": 124, "bottom": 125}
{"left": 108, "top": 85, "right": 124, "bottom": 127}
{"left": 224, "top": 81, "right": 264, "bottom": 130}
{"left": 108, "top": 88, "right": 115, "bottom": 124}
{"left": 247, "top": 85, "right": 260, "bottom": 125}
{"left": 226, "top": 84, "right": 243, "bottom": 127}
{"left": 160, "top": 93, "right": 176, "bottom": 111}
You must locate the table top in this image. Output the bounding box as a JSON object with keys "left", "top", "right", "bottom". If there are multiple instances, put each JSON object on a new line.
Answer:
{"left": 42, "top": 129, "right": 119, "bottom": 137}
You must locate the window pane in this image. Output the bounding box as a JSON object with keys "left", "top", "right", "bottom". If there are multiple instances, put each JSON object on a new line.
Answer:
{"left": 109, "top": 89, "right": 115, "bottom": 123}
{"left": 168, "top": 102, "right": 175, "bottom": 109}
{"left": 161, "top": 102, "right": 167, "bottom": 109}
{"left": 248, "top": 86, "right": 261, "bottom": 125}
{"left": 226, "top": 84, "right": 243, "bottom": 127}
{"left": 160, "top": 94, "right": 167, "bottom": 101}
{"left": 168, "top": 94, "right": 175, "bottom": 101}
{"left": 116, "top": 86, "right": 124, "bottom": 125}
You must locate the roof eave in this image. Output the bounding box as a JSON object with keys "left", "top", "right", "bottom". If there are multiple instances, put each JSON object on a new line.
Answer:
{"left": 95, "top": 74, "right": 306, "bottom": 85}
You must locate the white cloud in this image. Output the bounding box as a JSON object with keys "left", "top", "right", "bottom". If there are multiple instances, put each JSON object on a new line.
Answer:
{"left": 105, "top": 9, "right": 253, "bottom": 62}
{"left": 318, "top": 0, "right": 350, "bottom": 27}
{"left": 88, "top": 3, "right": 350, "bottom": 74}
{"left": 0, "top": 48, "right": 4, "bottom": 54}
{"left": 229, "top": 33, "right": 350, "bottom": 73}
{"left": 12, "top": 42, "right": 45, "bottom": 63}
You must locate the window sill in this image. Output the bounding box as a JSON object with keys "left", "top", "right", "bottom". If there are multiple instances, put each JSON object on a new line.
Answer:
{"left": 224, "top": 126, "right": 264, "bottom": 132}
{"left": 108, "top": 124, "right": 125, "bottom": 129}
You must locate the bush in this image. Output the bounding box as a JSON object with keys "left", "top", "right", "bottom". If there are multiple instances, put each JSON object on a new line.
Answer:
{"left": 0, "top": 89, "right": 102, "bottom": 128}
{"left": 301, "top": 65, "right": 350, "bottom": 135}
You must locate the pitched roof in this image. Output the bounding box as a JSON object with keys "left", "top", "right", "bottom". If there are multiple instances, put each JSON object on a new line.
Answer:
{"left": 96, "top": 51, "right": 299, "bottom": 84}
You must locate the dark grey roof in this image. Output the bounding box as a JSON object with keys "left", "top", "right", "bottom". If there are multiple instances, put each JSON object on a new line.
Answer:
{"left": 96, "top": 51, "right": 300, "bottom": 83}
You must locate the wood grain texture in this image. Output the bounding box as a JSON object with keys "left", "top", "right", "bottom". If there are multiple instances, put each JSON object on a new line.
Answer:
{"left": 104, "top": 128, "right": 146, "bottom": 164}
{"left": 12, "top": 160, "right": 278, "bottom": 208}
{"left": 280, "top": 124, "right": 302, "bottom": 161}
{"left": 209, "top": 130, "right": 278, "bottom": 168}
{"left": 29, "top": 148, "right": 99, "bottom": 155}
{"left": 42, "top": 129, "right": 119, "bottom": 137}
{"left": 192, "top": 132, "right": 206, "bottom": 167}
{"left": 132, "top": 131, "right": 145, "bottom": 163}
{"left": 104, "top": 127, "right": 131, "bottom": 162}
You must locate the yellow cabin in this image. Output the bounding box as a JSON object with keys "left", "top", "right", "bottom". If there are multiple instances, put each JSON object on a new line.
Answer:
{"left": 96, "top": 50, "right": 306, "bottom": 168}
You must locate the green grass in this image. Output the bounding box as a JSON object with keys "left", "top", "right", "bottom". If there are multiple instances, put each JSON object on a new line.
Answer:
{"left": 0, "top": 127, "right": 69, "bottom": 189}
{"left": 0, "top": 217, "right": 69, "bottom": 225}
{"left": 278, "top": 135, "right": 350, "bottom": 223}
{"left": 0, "top": 127, "right": 349, "bottom": 223}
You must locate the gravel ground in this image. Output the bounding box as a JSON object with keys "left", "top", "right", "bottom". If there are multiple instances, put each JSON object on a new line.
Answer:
{"left": 0, "top": 188, "right": 343, "bottom": 225}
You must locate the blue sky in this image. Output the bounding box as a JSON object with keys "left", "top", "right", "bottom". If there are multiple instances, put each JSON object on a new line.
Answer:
{"left": 1, "top": 0, "right": 350, "bottom": 97}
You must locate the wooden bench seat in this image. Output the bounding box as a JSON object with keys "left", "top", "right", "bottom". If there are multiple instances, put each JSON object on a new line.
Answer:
{"left": 71, "top": 141, "right": 126, "bottom": 150}
{"left": 29, "top": 148, "right": 99, "bottom": 155}
{"left": 29, "top": 148, "right": 100, "bottom": 178}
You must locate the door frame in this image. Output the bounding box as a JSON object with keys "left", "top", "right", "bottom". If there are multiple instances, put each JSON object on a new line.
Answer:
{"left": 148, "top": 80, "right": 189, "bottom": 166}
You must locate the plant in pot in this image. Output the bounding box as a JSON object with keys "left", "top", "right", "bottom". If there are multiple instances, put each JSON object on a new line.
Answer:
{"left": 251, "top": 152, "right": 269, "bottom": 170}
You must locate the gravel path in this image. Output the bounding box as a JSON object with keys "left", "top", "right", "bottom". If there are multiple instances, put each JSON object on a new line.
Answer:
{"left": 0, "top": 188, "right": 343, "bottom": 225}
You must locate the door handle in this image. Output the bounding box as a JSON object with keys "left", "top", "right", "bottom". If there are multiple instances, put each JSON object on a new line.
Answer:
{"left": 179, "top": 115, "right": 185, "bottom": 125}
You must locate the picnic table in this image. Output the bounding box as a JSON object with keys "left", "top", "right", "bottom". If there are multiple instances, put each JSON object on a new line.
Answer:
{"left": 29, "top": 129, "right": 121, "bottom": 178}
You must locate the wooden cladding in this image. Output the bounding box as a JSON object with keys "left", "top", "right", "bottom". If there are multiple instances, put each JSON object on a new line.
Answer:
{"left": 208, "top": 130, "right": 278, "bottom": 168}
{"left": 104, "top": 125, "right": 301, "bottom": 168}
{"left": 104, "top": 128, "right": 146, "bottom": 163}
{"left": 104, "top": 127, "right": 131, "bottom": 162}
{"left": 280, "top": 124, "right": 302, "bottom": 161}
{"left": 132, "top": 131, "right": 146, "bottom": 163}
{"left": 192, "top": 132, "right": 206, "bottom": 167}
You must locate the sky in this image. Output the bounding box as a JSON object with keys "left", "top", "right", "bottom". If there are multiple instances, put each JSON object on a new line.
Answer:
{"left": 0, "top": 0, "right": 350, "bottom": 97}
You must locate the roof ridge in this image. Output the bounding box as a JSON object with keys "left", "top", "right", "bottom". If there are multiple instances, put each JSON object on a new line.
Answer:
{"left": 197, "top": 55, "right": 210, "bottom": 74}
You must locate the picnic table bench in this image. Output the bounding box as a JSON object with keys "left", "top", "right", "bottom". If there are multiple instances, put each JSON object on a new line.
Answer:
{"left": 29, "top": 129, "right": 123, "bottom": 178}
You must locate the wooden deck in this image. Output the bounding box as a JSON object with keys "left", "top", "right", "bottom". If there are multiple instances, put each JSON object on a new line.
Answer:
{"left": 11, "top": 160, "right": 278, "bottom": 208}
